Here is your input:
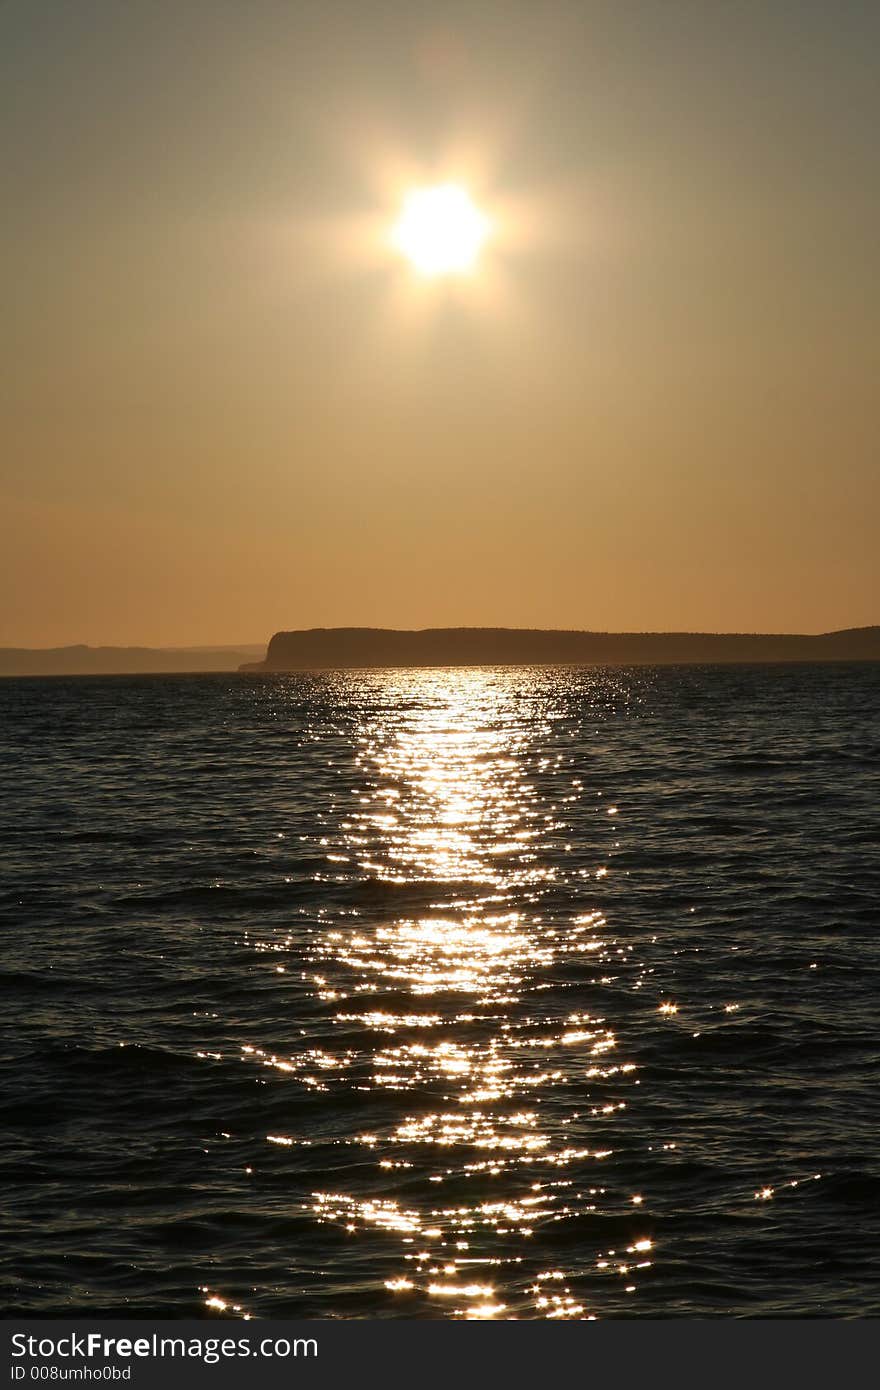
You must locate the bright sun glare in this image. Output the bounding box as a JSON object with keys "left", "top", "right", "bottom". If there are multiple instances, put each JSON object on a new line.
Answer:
{"left": 392, "top": 184, "right": 490, "bottom": 276}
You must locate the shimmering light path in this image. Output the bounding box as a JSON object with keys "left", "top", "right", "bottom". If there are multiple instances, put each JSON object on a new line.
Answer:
{"left": 2, "top": 665, "right": 879, "bottom": 1316}
{"left": 294, "top": 672, "right": 642, "bottom": 1319}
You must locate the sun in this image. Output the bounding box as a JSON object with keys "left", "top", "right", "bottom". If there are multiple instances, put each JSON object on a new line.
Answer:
{"left": 392, "top": 184, "right": 490, "bottom": 276}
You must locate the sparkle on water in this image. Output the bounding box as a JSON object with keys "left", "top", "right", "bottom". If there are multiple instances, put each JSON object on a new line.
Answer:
{"left": 234, "top": 670, "right": 645, "bottom": 1318}
{"left": 3, "top": 661, "right": 877, "bottom": 1319}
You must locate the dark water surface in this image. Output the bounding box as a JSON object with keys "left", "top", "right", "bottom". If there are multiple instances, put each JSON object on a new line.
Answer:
{"left": 1, "top": 664, "right": 878, "bottom": 1318}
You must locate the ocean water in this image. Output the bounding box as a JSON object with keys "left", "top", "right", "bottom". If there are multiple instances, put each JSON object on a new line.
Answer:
{"left": 1, "top": 663, "right": 879, "bottom": 1319}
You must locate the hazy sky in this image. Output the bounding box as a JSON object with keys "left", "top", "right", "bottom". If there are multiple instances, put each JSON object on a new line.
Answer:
{"left": 2, "top": 0, "right": 878, "bottom": 645}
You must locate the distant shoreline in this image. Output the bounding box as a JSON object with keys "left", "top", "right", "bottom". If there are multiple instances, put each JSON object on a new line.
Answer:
{"left": 0, "top": 645, "right": 263, "bottom": 677}
{"left": 2, "top": 627, "right": 877, "bottom": 676}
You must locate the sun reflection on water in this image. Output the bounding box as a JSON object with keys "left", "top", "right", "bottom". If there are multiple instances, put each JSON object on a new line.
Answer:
{"left": 236, "top": 669, "right": 652, "bottom": 1316}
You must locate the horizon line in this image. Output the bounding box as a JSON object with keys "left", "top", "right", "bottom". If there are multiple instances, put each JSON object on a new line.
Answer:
{"left": 3, "top": 622, "right": 879, "bottom": 652}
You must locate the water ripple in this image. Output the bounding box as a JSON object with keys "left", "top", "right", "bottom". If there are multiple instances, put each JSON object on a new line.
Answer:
{"left": 1, "top": 663, "right": 878, "bottom": 1317}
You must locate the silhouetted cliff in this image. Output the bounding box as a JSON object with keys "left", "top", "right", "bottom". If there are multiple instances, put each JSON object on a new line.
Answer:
{"left": 241, "top": 626, "right": 880, "bottom": 671}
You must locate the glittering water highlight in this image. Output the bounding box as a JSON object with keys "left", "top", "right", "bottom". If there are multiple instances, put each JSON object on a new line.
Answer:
{"left": 1, "top": 663, "right": 878, "bottom": 1317}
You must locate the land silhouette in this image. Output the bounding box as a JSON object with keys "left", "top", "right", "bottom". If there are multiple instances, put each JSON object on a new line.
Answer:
{"left": 242, "top": 626, "right": 880, "bottom": 671}
{"left": 3, "top": 629, "right": 878, "bottom": 677}
{"left": 0, "top": 645, "right": 264, "bottom": 677}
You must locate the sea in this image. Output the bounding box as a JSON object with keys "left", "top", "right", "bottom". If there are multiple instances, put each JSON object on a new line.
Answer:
{"left": 1, "top": 663, "right": 878, "bottom": 1319}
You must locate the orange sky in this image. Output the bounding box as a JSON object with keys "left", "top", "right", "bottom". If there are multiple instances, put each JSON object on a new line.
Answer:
{"left": 2, "top": 1, "right": 877, "bottom": 645}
